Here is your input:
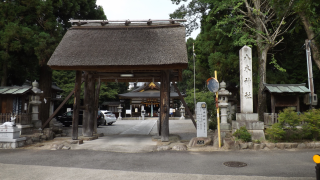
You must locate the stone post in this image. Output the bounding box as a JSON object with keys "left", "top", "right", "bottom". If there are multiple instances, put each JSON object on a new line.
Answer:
{"left": 117, "top": 104, "right": 123, "bottom": 120}
{"left": 232, "top": 46, "right": 265, "bottom": 140}
{"left": 29, "top": 80, "right": 42, "bottom": 129}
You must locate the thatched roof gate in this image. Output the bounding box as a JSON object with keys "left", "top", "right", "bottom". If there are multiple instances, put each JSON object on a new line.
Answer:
{"left": 47, "top": 20, "right": 189, "bottom": 141}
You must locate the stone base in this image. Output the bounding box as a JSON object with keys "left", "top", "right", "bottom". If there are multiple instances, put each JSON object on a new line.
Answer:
{"left": 248, "top": 130, "right": 265, "bottom": 141}
{"left": 180, "top": 116, "right": 185, "bottom": 120}
{"left": 0, "top": 126, "right": 22, "bottom": 139}
{"left": 236, "top": 113, "right": 259, "bottom": 121}
{"left": 232, "top": 121, "right": 264, "bottom": 130}
{"left": 220, "top": 123, "right": 231, "bottom": 130}
{"left": 32, "top": 120, "right": 42, "bottom": 129}
{"left": 0, "top": 137, "right": 26, "bottom": 143}
{"left": 188, "top": 137, "right": 212, "bottom": 147}
{"left": 232, "top": 121, "right": 265, "bottom": 141}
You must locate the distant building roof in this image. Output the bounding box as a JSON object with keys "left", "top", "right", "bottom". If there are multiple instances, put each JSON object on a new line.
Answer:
{"left": 0, "top": 86, "right": 32, "bottom": 95}
{"left": 263, "top": 83, "right": 310, "bottom": 93}
{"left": 0, "top": 82, "right": 63, "bottom": 95}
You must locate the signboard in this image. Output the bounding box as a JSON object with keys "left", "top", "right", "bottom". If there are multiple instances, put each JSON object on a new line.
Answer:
{"left": 196, "top": 102, "right": 207, "bottom": 137}
{"left": 126, "top": 109, "right": 131, "bottom": 114}
{"left": 206, "top": 77, "right": 219, "bottom": 93}
{"left": 67, "top": 108, "right": 71, "bottom": 112}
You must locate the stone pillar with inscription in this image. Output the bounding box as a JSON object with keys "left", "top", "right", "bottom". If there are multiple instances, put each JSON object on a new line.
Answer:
{"left": 232, "top": 46, "right": 265, "bottom": 140}
{"left": 196, "top": 102, "right": 207, "bottom": 138}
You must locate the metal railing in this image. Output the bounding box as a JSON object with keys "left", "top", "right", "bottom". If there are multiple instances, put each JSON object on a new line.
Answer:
{"left": 0, "top": 113, "right": 32, "bottom": 125}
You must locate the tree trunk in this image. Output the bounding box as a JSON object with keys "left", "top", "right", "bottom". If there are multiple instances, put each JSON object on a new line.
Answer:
{"left": 257, "top": 47, "right": 269, "bottom": 121}
{"left": 299, "top": 12, "right": 320, "bottom": 70}
{"left": 1, "top": 62, "right": 7, "bottom": 86}
{"left": 39, "top": 64, "right": 52, "bottom": 128}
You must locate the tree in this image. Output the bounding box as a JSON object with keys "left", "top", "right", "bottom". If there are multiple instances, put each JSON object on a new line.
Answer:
{"left": 0, "top": 0, "right": 107, "bottom": 127}
{"left": 283, "top": 0, "right": 320, "bottom": 70}
{"left": 201, "top": 0, "right": 297, "bottom": 120}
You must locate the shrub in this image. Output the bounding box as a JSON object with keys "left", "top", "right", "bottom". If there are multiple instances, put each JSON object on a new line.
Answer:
{"left": 265, "top": 123, "right": 286, "bottom": 142}
{"left": 233, "top": 126, "right": 251, "bottom": 142}
{"left": 278, "top": 107, "right": 300, "bottom": 129}
{"left": 301, "top": 109, "right": 320, "bottom": 140}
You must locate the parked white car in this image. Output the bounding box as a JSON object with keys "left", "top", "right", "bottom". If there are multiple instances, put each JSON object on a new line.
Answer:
{"left": 100, "top": 110, "right": 117, "bottom": 125}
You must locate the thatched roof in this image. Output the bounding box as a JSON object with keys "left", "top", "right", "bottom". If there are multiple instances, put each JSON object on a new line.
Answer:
{"left": 47, "top": 22, "right": 188, "bottom": 71}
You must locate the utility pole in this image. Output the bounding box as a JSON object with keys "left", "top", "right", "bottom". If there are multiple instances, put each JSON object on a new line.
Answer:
{"left": 305, "top": 39, "right": 315, "bottom": 109}
{"left": 193, "top": 43, "right": 196, "bottom": 115}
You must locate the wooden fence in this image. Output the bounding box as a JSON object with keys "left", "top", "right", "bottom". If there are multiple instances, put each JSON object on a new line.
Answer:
{"left": 0, "top": 113, "right": 32, "bottom": 125}
{"left": 264, "top": 113, "right": 306, "bottom": 126}
{"left": 264, "top": 113, "right": 279, "bottom": 125}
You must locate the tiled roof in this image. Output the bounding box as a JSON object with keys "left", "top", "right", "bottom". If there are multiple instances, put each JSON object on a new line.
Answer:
{"left": 264, "top": 84, "right": 310, "bottom": 93}
{"left": 0, "top": 86, "right": 32, "bottom": 95}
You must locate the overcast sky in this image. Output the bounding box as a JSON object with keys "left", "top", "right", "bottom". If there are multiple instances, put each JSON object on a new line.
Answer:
{"left": 96, "top": 0, "right": 199, "bottom": 39}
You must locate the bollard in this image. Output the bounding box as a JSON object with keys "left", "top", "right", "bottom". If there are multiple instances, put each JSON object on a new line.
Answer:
{"left": 313, "top": 154, "right": 320, "bottom": 180}
{"left": 316, "top": 164, "right": 320, "bottom": 180}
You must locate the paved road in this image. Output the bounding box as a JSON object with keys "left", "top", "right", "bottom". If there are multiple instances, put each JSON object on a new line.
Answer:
{"left": 1, "top": 120, "right": 317, "bottom": 179}
{"left": 0, "top": 149, "right": 317, "bottom": 180}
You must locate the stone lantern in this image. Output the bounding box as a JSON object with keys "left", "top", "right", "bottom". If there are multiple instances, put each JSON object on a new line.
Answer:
{"left": 179, "top": 104, "right": 185, "bottom": 120}
{"left": 218, "top": 81, "right": 232, "bottom": 131}
{"left": 29, "top": 80, "right": 42, "bottom": 129}
{"left": 117, "top": 104, "right": 123, "bottom": 120}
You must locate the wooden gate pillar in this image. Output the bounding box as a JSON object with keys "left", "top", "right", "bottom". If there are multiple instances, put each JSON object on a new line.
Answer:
{"left": 72, "top": 71, "right": 82, "bottom": 139}
{"left": 83, "top": 71, "right": 95, "bottom": 137}
{"left": 160, "top": 70, "right": 170, "bottom": 141}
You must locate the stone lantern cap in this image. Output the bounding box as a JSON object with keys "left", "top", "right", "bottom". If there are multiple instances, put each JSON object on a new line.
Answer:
{"left": 218, "top": 81, "right": 232, "bottom": 96}
{"left": 32, "top": 80, "right": 41, "bottom": 94}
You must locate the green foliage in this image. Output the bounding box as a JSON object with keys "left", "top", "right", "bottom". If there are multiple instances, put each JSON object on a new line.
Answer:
{"left": 53, "top": 70, "right": 128, "bottom": 105}
{"left": 233, "top": 126, "right": 252, "bottom": 142}
{"left": 269, "top": 54, "right": 286, "bottom": 72}
{"left": 265, "top": 123, "right": 286, "bottom": 142}
{"left": 278, "top": 107, "right": 301, "bottom": 129}
{"left": 301, "top": 109, "right": 320, "bottom": 140}
{"left": 0, "top": 0, "right": 107, "bottom": 86}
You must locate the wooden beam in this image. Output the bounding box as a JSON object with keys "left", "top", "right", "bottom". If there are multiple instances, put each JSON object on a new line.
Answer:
{"left": 93, "top": 78, "right": 101, "bottom": 133}
{"left": 172, "top": 82, "right": 197, "bottom": 128}
{"left": 72, "top": 71, "right": 82, "bottom": 140}
{"left": 48, "top": 64, "right": 188, "bottom": 72}
{"left": 83, "top": 72, "right": 95, "bottom": 137}
{"left": 160, "top": 70, "right": 170, "bottom": 142}
{"left": 41, "top": 86, "right": 77, "bottom": 130}
{"left": 271, "top": 94, "right": 275, "bottom": 114}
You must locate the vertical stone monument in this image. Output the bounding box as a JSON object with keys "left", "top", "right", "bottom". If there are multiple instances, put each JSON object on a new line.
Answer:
{"left": 232, "top": 46, "right": 265, "bottom": 140}
{"left": 196, "top": 102, "right": 207, "bottom": 137}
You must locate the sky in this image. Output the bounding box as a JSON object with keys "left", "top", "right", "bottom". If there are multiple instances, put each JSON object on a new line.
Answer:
{"left": 96, "top": 0, "right": 200, "bottom": 39}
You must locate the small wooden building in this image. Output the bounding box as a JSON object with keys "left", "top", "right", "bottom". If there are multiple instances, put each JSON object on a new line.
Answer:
{"left": 263, "top": 83, "right": 310, "bottom": 125}
{"left": 0, "top": 81, "right": 63, "bottom": 125}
